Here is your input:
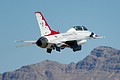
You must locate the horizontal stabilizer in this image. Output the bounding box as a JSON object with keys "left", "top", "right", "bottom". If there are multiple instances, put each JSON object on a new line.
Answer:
{"left": 14, "top": 40, "right": 37, "bottom": 43}
{"left": 14, "top": 40, "right": 37, "bottom": 48}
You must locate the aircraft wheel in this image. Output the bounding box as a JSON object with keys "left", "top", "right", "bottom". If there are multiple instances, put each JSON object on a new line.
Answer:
{"left": 47, "top": 49, "right": 52, "bottom": 53}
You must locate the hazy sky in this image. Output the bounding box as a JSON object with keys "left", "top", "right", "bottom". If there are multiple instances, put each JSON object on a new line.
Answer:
{"left": 0, "top": 0, "right": 120, "bottom": 73}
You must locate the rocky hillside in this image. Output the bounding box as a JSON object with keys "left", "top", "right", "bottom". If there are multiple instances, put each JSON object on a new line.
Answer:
{"left": 1, "top": 46, "right": 120, "bottom": 80}
{"left": 0, "top": 74, "right": 2, "bottom": 80}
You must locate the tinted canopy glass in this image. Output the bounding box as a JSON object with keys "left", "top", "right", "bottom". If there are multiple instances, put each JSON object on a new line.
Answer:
{"left": 73, "top": 26, "right": 88, "bottom": 31}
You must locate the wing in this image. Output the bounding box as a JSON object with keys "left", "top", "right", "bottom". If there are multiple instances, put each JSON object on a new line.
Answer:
{"left": 53, "top": 38, "right": 83, "bottom": 52}
{"left": 50, "top": 36, "right": 81, "bottom": 46}
{"left": 49, "top": 36, "right": 81, "bottom": 47}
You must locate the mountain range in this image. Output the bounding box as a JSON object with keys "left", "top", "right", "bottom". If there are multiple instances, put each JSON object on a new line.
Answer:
{"left": 1, "top": 46, "right": 120, "bottom": 80}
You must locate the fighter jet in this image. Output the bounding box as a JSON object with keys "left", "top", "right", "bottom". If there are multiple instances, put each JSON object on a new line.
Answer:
{"left": 15, "top": 12, "right": 104, "bottom": 53}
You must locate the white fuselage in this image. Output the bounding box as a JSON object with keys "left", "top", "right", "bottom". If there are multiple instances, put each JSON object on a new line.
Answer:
{"left": 44, "top": 28, "right": 91, "bottom": 48}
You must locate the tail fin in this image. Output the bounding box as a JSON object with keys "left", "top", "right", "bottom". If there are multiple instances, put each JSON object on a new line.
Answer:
{"left": 35, "top": 12, "right": 60, "bottom": 36}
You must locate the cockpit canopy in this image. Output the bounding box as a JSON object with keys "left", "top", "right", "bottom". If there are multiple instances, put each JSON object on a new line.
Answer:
{"left": 73, "top": 26, "right": 88, "bottom": 31}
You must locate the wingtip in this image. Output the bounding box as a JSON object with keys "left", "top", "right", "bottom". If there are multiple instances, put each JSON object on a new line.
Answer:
{"left": 96, "top": 36, "right": 105, "bottom": 39}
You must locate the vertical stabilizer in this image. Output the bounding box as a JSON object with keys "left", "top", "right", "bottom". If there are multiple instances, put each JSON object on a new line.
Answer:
{"left": 35, "top": 12, "right": 60, "bottom": 36}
